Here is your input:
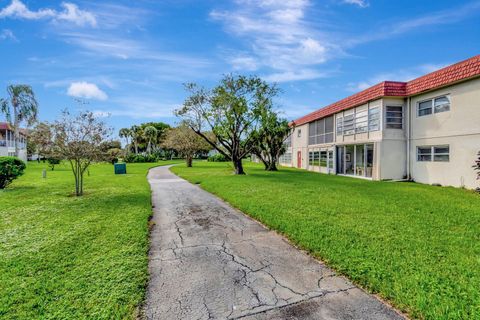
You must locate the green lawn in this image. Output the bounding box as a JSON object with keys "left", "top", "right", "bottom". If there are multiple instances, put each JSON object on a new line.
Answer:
{"left": 0, "top": 160, "right": 181, "bottom": 319}
{"left": 171, "top": 161, "right": 480, "bottom": 320}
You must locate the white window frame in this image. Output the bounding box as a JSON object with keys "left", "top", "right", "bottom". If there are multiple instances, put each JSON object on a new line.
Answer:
{"left": 417, "top": 95, "right": 450, "bottom": 117}
{"left": 336, "top": 116, "right": 343, "bottom": 136}
{"left": 385, "top": 105, "right": 403, "bottom": 129}
{"left": 368, "top": 107, "right": 380, "bottom": 132}
{"left": 416, "top": 145, "right": 450, "bottom": 162}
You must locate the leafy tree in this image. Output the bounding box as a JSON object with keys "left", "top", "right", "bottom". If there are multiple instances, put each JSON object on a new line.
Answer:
{"left": 143, "top": 125, "right": 158, "bottom": 155}
{"left": 29, "top": 121, "right": 53, "bottom": 160}
{"left": 162, "top": 123, "right": 212, "bottom": 167}
{"left": 119, "top": 128, "right": 131, "bottom": 153}
{"left": 176, "top": 75, "right": 278, "bottom": 174}
{"left": 50, "top": 110, "right": 110, "bottom": 196}
{"left": 47, "top": 158, "right": 61, "bottom": 171}
{"left": 0, "top": 156, "right": 26, "bottom": 189}
{"left": 0, "top": 85, "right": 39, "bottom": 157}
{"left": 130, "top": 125, "right": 141, "bottom": 154}
{"left": 140, "top": 122, "right": 170, "bottom": 146}
{"left": 252, "top": 109, "right": 293, "bottom": 171}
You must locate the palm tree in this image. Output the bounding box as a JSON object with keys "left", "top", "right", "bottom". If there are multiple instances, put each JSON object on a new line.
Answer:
{"left": 130, "top": 125, "right": 140, "bottom": 154}
{"left": 144, "top": 126, "right": 158, "bottom": 155}
{"left": 119, "top": 128, "right": 131, "bottom": 153}
{"left": 0, "top": 85, "right": 39, "bottom": 157}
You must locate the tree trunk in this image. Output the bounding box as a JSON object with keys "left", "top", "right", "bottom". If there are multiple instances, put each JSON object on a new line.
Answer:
{"left": 186, "top": 156, "right": 193, "bottom": 167}
{"left": 233, "top": 158, "right": 245, "bottom": 175}
{"left": 13, "top": 104, "right": 19, "bottom": 158}
{"left": 266, "top": 162, "right": 278, "bottom": 171}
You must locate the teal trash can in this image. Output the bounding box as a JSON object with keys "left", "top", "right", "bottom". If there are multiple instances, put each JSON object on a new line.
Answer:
{"left": 114, "top": 163, "right": 127, "bottom": 174}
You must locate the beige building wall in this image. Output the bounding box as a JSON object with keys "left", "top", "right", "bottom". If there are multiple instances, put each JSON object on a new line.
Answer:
{"left": 380, "top": 97, "right": 407, "bottom": 180}
{"left": 291, "top": 123, "right": 309, "bottom": 169}
{"left": 408, "top": 77, "right": 480, "bottom": 189}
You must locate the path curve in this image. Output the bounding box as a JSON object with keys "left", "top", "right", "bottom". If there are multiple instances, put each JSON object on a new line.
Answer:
{"left": 145, "top": 165, "right": 404, "bottom": 320}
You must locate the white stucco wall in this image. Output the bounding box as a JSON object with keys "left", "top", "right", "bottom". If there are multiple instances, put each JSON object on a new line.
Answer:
{"left": 407, "top": 77, "right": 480, "bottom": 188}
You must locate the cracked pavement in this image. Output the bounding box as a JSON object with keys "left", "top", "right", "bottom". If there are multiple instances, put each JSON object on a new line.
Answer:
{"left": 145, "top": 166, "right": 404, "bottom": 320}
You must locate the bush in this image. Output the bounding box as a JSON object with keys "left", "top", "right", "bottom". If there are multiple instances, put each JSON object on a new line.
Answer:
{"left": 0, "top": 157, "right": 26, "bottom": 189}
{"left": 207, "top": 154, "right": 228, "bottom": 162}
{"left": 47, "top": 158, "right": 61, "bottom": 171}
{"left": 124, "top": 154, "right": 158, "bottom": 163}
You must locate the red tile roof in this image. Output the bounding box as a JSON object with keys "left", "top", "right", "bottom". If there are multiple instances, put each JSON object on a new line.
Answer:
{"left": 0, "top": 122, "right": 12, "bottom": 130}
{"left": 293, "top": 55, "right": 480, "bottom": 126}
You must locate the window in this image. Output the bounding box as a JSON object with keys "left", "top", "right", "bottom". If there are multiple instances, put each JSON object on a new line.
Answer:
{"left": 308, "top": 116, "right": 334, "bottom": 145}
{"left": 434, "top": 146, "right": 450, "bottom": 162}
{"left": 284, "top": 134, "right": 292, "bottom": 148}
{"left": 418, "top": 95, "right": 450, "bottom": 116}
{"left": 343, "top": 114, "right": 355, "bottom": 135}
{"left": 417, "top": 147, "right": 432, "bottom": 161}
{"left": 336, "top": 117, "right": 343, "bottom": 135}
{"left": 418, "top": 100, "right": 432, "bottom": 116}
{"left": 309, "top": 151, "right": 320, "bottom": 166}
{"left": 297, "top": 129, "right": 301, "bottom": 137}
{"left": 434, "top": 96, "right": 450, "bottom": 113}
{"left": 355, "top": 110, "right": 368, "bottom": 133}
{"left": 417, "top": 145, "right": 449, "bottom": 162}
{"left": 386, "top": 106, "right": 403, "bottom": 129}
{"left": 368, "top": 107, "right": 380, "bottom": 131}
{"left": 324, "top": 117, "right": 334, "bottom": 142}
{"left": 279, "top": 152, "right": 292, "bottom": 164}
{"left": 320, "top": 151, "right": 327, "bottom": 167}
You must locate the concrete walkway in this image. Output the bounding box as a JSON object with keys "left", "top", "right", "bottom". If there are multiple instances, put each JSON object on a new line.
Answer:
{"left": 145, "top": 166, "right": 404, "bottom": 320}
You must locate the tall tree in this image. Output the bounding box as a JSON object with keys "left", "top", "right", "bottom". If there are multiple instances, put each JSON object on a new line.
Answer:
{"left": 143, "top": 125, "right": 158, "bottom": 155}
{"left": 50, "top": 110, "right": 110, "bottom": 196}
{"left": 130, "top": 125, "right": 141, "bottom": 154}
{"left": 252, "top": 109, "right": 293, "bottom": 171}
{"left": 176, "top": 75, "right": 278, "bottom": 174}
{"left": 162, "top": 123, "right": 212, "bottom": 167}
{"left": 0, "top": 85, "right": 39, "bottom": 157}
{"left": 119, "top": 128, "right": 131, "bottom": 153}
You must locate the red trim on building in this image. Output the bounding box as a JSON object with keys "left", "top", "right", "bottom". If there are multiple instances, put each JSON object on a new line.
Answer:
{"left": 0, "top": 122, "right": 12, "bottom": 130}
{"left": 293, "top": 55, "right": 480, "bottom": 126}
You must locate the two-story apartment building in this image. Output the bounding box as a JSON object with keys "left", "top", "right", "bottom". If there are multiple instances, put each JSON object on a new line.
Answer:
{"left": 0, "top": 122, "right": 28, "bottom": 162}
{"left": 281, "top": 55, "right": 480, "bottom": 189}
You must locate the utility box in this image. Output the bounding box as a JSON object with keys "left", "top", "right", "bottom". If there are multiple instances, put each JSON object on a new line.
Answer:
{"left": 114, "top": 163, "right": 127, "bottom": 175}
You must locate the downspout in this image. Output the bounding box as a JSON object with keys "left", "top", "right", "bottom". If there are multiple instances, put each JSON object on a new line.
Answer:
{"left": 406, "top": 97, "right": 411, "bottom": 180}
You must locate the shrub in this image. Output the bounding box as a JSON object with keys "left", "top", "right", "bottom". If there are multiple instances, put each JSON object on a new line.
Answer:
{"left": 47, "top": 158, "right": 61, "bottom": 171}
{"left": 207, "top": 154, "right": 228, "bottom": 162}
{"left": 124, "top": 154, "right": 158, "bottom": 163}
{"left": 0, "top": 157, "right": 26, "bottom": 189}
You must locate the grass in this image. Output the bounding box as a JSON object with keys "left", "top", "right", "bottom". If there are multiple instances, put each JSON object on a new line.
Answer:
{"left": 171, "top": 161, "right": 480, "bottom": 320}
{"left": 0, "top": 160, "right": 181, "bottom": 319}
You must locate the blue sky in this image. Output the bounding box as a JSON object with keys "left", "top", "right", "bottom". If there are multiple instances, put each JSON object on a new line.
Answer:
{"left": 1, "top": 0, "right": 479, "bottom": 135}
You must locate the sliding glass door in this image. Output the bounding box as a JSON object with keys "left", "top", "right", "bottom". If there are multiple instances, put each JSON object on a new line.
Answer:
{"left": 336, "top": 144, "right": 374, "bottom": 178}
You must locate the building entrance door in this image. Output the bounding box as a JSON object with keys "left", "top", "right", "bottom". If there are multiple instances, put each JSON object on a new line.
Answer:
{"left": 297, "top": 151, "right": 302, "bottom": 168}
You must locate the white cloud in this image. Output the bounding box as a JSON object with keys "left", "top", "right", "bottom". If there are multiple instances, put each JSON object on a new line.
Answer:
{"left": 56, "top": 3, "right": 97, "bottom": 27}
{"left": 347, "top": 1, "right": 480, "bottom": 46}
{"left": 0, "top": 0, "right": 96, "bottom": 27}
{"left": 211, "top": 0, "right": 337, "bottom": 82}
{"left": 67, "top": 82, "right": 108, "bottom": 100}
{"left": 0, "top": 0, "right": 55, "bottom": 19}
{"left": 263, "top": 69, "right": 329, "bottom": 83}
{"left": 343, "top": 0, "right": 369, "bottom": 8}
{"left": 347, "top": 63, "right": 449, "bottom": 91}
{"left": 0, "top": 29, "right": 16, "bottom": 41}
{"left": 96, "top": 97, "right": 179, "bottom": 119}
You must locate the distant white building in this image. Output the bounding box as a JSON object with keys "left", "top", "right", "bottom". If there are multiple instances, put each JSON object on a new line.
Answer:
{"left": 0, "top": 122, "right": 28, "bottom": 162}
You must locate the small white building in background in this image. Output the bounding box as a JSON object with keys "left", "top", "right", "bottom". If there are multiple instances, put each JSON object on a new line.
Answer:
{"left": 280, "top": 55, "right": 480, "bottom": 190}
{"left": 0, "top": 122, "right": 28, "bottom": 162}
